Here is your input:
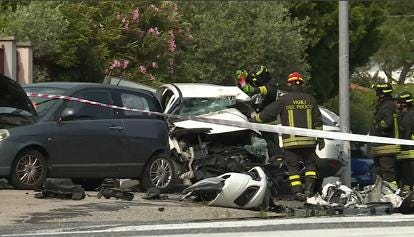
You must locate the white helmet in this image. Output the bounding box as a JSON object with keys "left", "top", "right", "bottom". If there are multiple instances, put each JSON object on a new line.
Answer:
{"left": 182, "top": 166, "right": 270, "bottom": 210}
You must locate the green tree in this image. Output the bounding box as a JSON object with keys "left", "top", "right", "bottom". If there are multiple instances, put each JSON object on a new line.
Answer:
{"left": 325, "top": 89, "right": 376, "bottom": 134}
{"left": 373, "top": 0, "right": 414, "bottom": 85}
{"left": 288, "top": 1, "right": 387, "bottom": 101}
{"left": 0, "top": 2, "right": 69, "bottom": 81}
{"left": 177, "top": 1, "right": 309, "bottom": 87}
{"left": 53, "top": 1, "right": 192, "bottom": 84}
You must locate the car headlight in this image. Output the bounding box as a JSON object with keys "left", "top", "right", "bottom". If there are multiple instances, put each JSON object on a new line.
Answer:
{"left": 0, "top": 129, "right": 10, "bottom": 141}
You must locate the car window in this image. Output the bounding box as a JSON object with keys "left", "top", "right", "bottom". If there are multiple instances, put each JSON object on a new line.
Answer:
{"left": 120, "top": 93, "right": 150, "bottom": 116}
{"left": 65, "top": 90, "right": 114, "bottom": 120}
{"left": 24, "top": 87, "right": 67, "bottom": 118}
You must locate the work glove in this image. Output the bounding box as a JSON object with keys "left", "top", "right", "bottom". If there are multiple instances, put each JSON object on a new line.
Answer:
{"left": 249, "top": 112, "right": 258, "bottom": 122}
{"left": 271, "top": 156, "right": 284, "bottom": 169}
{"left": 242, "top": 83, "right": 255, "bottom": 95}
{"left": 317, "top": 138, "right": 325, "bottom": 151}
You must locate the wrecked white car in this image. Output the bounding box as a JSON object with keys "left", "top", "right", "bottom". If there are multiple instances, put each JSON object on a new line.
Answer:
{"left": 156, "top": 83, "right": 344, "bottom": 194}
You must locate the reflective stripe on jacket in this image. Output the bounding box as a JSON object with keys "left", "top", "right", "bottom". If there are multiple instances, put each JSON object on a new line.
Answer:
{"left": 255, "top": 87, "right": 322, "bottom": 149}
{"left": 370, "top": 97, "right": 400, "bottom": 156}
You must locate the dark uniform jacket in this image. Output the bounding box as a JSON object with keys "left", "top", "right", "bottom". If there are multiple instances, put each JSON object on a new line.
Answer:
{"left": 255, "top": 86, "right": 322, "bottom": 149}
{"left": 370, "top": 96, "right": 400, "bottom": 156}
{"left": 397, "top": 108, "right": 414, "bottom": 160}
{"left": 252, "top": 78, "right": 278, "bottom": 108}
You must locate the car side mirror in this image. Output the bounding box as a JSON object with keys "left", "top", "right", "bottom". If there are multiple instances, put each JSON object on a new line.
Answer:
{"left": 61, "top": 108, "right": 76, "bottom": 121}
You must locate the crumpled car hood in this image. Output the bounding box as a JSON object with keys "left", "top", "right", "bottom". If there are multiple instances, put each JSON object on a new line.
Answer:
{"left": 173, "top": 108, "right": 258, "bottom": 134}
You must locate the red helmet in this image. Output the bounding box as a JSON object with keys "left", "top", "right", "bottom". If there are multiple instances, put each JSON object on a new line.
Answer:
{"left": 287, "top": 72, "right": 304, "bottom": 84}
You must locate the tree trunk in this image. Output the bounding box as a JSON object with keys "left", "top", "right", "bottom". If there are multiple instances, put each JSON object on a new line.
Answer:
{"left": 398, "top": 62, "right": 413, "bottom": 85}
{"left": 383, "top": 69, "right": 396, "bottom": 83}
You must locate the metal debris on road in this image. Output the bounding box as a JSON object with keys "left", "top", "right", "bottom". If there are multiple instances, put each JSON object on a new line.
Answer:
{"left": 34, "top": 180, "right": 85, "bottom": 200}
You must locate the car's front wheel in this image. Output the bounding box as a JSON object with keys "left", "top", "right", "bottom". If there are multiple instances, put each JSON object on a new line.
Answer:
{"left": 141, "top": 155, "right": 176, "bottom": 192}
{"left": 10, "top": 149, "right": 47, "bottom": 189}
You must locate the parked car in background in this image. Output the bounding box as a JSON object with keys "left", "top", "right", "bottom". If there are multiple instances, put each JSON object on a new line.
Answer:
{"left": 103, "top": 76, "right": 156, "bottom": 93}
{"left": 0, "top": 74, "right": 172, "bottom": 190}
{"left": 351, "top": 142, "right": 374, "bottom": 189}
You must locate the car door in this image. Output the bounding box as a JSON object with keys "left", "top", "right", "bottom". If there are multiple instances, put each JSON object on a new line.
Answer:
{"left": 113, "top": 89, "right": 169, "bottom": 177}
{"left": 50, "top": 89, "right": 125, "bottom": 178}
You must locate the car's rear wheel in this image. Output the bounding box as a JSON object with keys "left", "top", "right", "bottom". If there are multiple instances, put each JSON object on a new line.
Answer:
{"left": 10, "top": 149, "right": 47, "bottom": 190}
{"left": 141, "top": 155, "right": 176, "bottom": 192}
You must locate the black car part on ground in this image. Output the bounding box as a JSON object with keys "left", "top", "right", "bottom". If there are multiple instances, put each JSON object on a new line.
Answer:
{"left": 34, "top": 180, "right": 85, "bottom": 200}
{"left": 142, "top": 187, "right": 168, "bottom": 200}
{"left": 97, "top": 188, "right": 134, "bottom": 201}
{"left": 96, "top": 179, "right": 134, "bottom": 201}
{"left": 397, "top": 191, "right": 414, "bottom": 214}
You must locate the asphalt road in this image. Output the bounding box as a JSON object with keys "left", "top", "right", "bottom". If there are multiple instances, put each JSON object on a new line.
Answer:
{"left": 1, "top": 213, "right": 414, "bottom": 236}
{"left": 1, "top": 189, "right": 414, "bottom": 237}
{"left": 0, "top": 189, "right": 283, "bottom": 233}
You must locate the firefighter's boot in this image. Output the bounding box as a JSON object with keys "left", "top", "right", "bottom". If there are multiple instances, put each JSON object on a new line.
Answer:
{"left": 289, "top": 174, "right": 306, "bottom": 202}
{"left": 304, "top": 176, "right": 316, "bottom": 198}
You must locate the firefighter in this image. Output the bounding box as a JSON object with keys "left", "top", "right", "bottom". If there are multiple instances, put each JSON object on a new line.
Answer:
{"left": 396, "top": 91, "right": 414, "bottom": 194}
{"left": 251, "top": 72, "right": 324, "bottom": 201}
{"left": 236, "top": 66, "right": 283, "bottom": 165}
{"left": 238, "top": 65, "right": 278, "bottom": 110}
{"left": 369, "top": 83, "right": 399, "bottom": 187}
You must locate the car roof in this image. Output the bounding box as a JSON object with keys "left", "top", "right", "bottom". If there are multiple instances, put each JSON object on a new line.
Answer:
{"left": 23, "top": 82, "right": 94, "bottom": 90}
{"left": 24, "top": 82, "right": 156, "bottom": 97}
{"left": 163, "top": 83, "right": 249, "bottom": 99}
{"left": 104, "top": 77, "right": 157, "bottom": 93}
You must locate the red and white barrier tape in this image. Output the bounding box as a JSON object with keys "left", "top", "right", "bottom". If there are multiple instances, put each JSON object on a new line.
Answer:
{"left": 27, "top": 92, "right": 414, "bottom": 146}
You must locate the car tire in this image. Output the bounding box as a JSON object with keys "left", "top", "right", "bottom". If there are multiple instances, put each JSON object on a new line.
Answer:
{"left": 10, "top": 149, "right": 47, "bottom": 190}
{"left": 71, "top": 178, "right": 104, "bottom": 191}
{"left": 141, "top": 155, "right": 177, "bottom": 193}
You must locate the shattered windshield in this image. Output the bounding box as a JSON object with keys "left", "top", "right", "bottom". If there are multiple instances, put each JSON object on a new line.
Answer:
{"left": 24, "top": 87, "right": 68, "bottom": 118}
{"left": 178, "top": 97, "right": 236, "bottom": 115}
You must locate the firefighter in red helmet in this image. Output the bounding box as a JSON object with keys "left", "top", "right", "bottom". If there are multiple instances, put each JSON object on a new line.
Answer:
{"left": 252, "top": 72, "right": 324, "bottom": 201}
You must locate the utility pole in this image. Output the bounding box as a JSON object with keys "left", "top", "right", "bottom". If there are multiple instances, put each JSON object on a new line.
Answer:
{"left": 339, "top": 0, "right": 351, "bottom": 186}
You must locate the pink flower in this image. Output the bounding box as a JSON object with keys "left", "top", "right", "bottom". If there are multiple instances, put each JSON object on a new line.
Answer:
{"left": 148, "top": 27, "right": 160, "bottom": 37}
{"left": 131, "top": 8, "right": 140, "bottom": 22}
{"left": 109, "top": 60, "right": 121, "bottom": 70}
{"left": 151, "top": 62, "right": 158, "bottom": 69}
{"left": 167, "top": 31, "right": 176, "bottom": 52}
{"left": 138, "top": 65, "right": 147, "bottom": 74}
{"left": 122, "top": 60, "right": 129, "bottom": 69}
